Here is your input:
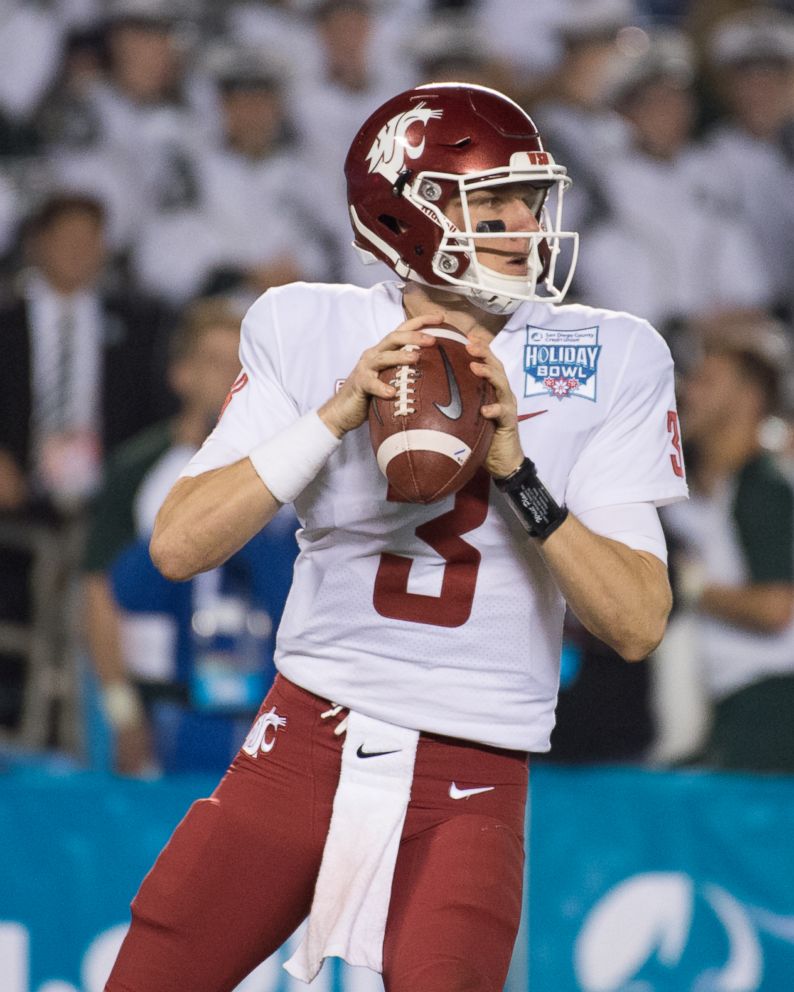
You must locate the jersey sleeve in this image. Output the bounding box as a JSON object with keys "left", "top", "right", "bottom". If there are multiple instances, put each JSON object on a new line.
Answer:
{"left": 577, "top": 502, "right": 668, "bottom": 564}
{"left": 565, "top": 322, "right": 689, "bottom": 515}
{"left": 181, "top": 292, "right": 301, "bottom": 478}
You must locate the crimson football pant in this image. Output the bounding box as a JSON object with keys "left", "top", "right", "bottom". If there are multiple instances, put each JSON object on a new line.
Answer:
{"left": 106, "top": 675, "right": 529, "bottom": 992}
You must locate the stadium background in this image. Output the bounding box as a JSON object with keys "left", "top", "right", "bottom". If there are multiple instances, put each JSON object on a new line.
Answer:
{"left": 2, "top": 0, "right": 794, "bottom": 989}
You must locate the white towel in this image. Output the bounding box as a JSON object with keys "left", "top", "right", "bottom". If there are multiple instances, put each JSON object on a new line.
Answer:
{"left": 284, "top": 711, "right": 419, "bottom": 983}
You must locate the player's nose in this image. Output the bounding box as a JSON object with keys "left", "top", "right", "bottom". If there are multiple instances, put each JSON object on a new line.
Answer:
{"left": 505, "top": 196, "right": 540, "bottom": 234}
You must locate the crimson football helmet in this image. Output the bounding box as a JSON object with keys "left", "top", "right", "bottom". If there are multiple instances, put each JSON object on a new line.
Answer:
{"left": 345, "top": 82, "right": 578, "bottom": 315}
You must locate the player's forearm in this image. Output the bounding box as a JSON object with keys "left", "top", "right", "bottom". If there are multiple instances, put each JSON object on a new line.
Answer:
{"left": 699, "top": 583, "right": 794, "bottom": 633}
{"left": 537, "top": 514, "right": 672, "bottom": 661}
{"left": 150, "top": 459, "right": 281, "bottom": 581}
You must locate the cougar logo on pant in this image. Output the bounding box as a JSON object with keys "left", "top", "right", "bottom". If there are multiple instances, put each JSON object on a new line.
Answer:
{"left": 242, "top": 707, "right": 287, "bottom": 757}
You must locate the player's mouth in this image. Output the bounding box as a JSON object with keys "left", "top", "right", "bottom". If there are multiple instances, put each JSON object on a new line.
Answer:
{"left": 477, "top": 243, "right": 530, "bottom": 275}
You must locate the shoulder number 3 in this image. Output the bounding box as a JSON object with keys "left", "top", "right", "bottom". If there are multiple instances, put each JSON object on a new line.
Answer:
{"left": 373, "top": 469, "right": 490, "bottom": 627}
{"left": 667, "top": 410, "right": 685, "bottom": 478}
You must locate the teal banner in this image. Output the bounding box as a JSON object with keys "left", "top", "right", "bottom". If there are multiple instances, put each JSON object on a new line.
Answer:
{"left": 529, "top": 767, "right": 794, "bottom": 991}
{"left": 1, "top": 766, "right": 793, "bottom": 990}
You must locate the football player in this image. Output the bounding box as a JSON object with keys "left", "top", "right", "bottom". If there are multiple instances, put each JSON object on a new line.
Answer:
{"left": 106, "top": 83, "right": 688, "bottom": 992}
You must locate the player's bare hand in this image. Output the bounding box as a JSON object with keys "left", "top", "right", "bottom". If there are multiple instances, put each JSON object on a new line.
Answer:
{"left": 466, "top": 338, "right": 524, "bottom": 478}
{"left": 318, "top": 312, "right": 444, "bottom": 437}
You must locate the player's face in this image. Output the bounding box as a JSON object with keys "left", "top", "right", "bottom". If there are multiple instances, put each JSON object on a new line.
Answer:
{"left": 445, "top": 182, "right": 544, "bottom": 277}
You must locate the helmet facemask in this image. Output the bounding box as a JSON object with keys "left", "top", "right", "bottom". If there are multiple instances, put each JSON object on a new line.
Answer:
{"left": 407, "top": 156, "right": 579, "bottom": 315}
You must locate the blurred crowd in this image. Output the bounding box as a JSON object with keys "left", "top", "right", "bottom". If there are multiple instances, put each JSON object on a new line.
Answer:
{"left": 1, "top": 0, "right": 794, "bottom": 776}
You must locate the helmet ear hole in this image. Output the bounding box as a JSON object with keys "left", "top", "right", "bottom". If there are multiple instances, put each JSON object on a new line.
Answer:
{"left": 377, "top": 214, "right": 407, "bottom": 235}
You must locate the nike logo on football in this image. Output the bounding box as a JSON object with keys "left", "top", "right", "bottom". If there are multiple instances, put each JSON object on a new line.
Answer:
{"left": 449, "top": 783, "right": 495, "bottom": 800}
{"left": 356, "top": 745, "right": 402, "bottom": 759}
{"left": 433, "top": 344, "right": 463, "bottom": 420}
{"left": 517, "top": 410, "right": 548, "bottom": 422}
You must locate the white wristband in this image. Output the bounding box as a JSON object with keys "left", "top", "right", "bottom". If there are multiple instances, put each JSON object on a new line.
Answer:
{"left": 101, "top": 682, "right": 144, "bottom": 731}
{"left": 249, "top": 410, "right": 342, "bottom": 504}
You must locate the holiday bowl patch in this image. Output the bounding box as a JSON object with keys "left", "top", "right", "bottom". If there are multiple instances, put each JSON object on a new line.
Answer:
{"left": 523, "top": 325, "right": 601, "bottom": 401}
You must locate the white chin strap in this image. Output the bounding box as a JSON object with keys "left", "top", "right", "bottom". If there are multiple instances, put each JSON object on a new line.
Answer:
{"left": 456, "top": 243, "right": 543, "bottom": 316}
{"left": 407, "top": 266, "right": 536, "bottom": 316}
{"left": 467, "top": 271, "right": 538, "bottom": 315}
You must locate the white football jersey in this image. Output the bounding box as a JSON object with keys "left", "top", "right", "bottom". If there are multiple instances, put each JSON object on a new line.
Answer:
{"left": 182, "top": 281, "right": 688, "bottom": 751}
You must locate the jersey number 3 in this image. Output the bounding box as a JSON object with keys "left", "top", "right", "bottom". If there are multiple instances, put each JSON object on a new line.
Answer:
{"left": 667, "top": 410, "right": 685, "bottom": 478}
{"left": 373, "top": 470, "right": 490, "bottom": 627}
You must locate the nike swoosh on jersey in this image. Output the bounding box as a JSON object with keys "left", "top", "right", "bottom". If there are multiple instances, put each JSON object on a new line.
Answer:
{"left": 449, "top": 783, "right": 495, "bottom": 800}
{"left": 433, "top": 345, "right": 463, "bottom": 420}
{"left": 356, "top": 745, "right": 402, "bottom": 759}
{"left": 517, "top": 410, "right": 548, "bottom": 422}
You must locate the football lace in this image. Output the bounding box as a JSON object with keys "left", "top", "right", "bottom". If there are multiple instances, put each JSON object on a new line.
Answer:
{"left": 390, "top": 345, "right": 419, "bottom": 416}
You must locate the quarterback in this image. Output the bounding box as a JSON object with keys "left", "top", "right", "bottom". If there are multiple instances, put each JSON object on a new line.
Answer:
{"left": 106, "top": 84, "right": 688, "bottom": 992}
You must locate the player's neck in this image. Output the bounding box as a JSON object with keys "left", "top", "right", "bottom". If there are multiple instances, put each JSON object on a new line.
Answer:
{"left": 402, "top": 282, "right": 508, "bottom": 341}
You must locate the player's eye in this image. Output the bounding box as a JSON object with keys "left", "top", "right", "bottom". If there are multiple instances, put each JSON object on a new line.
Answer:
{"left": 523, "top": 184, "right": 552, "bottom": 213}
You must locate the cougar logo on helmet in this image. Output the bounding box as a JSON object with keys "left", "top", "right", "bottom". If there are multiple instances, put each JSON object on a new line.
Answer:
{"left": 365, "top": 102, "right": 443, "bottom": 184}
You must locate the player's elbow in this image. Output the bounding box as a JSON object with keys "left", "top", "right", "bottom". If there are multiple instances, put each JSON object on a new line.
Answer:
{"left": 615, "top": 595, "right": 671, "bottom": 662}
{"left": 149, "top": 528, "right": 197, "bottom": 583}
{"left": 617, "top": 626, "right": 665, "bottom": 662}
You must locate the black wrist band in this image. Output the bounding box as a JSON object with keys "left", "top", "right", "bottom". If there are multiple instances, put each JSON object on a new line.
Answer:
{"left": 495, "top": 457, "right": 569, "bottom": 540}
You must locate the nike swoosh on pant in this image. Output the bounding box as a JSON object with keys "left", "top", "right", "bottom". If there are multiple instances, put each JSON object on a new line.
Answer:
{"left": 356, "top": 745, "right": 402, "bottom": 759}
{"left": 449, "top": 783, "right": 495, "bottom": 800}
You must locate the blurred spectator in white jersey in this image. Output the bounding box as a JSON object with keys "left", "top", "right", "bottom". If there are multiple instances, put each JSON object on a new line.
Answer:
{"left": 699, "top": 8, "right": 794, "bottom": 320}
{"left": 56, "top": 0, "right": 103, "bottom": 30}
{"left": 0, "top": 1, "right": 62, "bottom": 132}
{"left": 133, "top": 43, "right": 330, "bottom": 308}
{"left": 45, "top": 0, "right": 215, "bottom": 258}
{"left": 662, "top": 317, "right": 794, "bottom": 773}
{"left": 37, "top": 20, "right": 113, "bottom": 147}
{"left": 528, "top": 0, "right": 634, "bottom": 262}
{"left": 574, "top": 29, "right": 772, "bottom": 331}
{"left": 470, "top": 0, "right": 573, "bottom": 91}
{"left": 473, "top": 0, "right": 641, "bottom": 98}
{"left": 405, "top": 12, "right": 511, "bottom": 92}
{"left": 225, "top": 0, "right": 318, "bottom": 78}
{"left": 289, "top": 0, "right": 417, "bottom": 286}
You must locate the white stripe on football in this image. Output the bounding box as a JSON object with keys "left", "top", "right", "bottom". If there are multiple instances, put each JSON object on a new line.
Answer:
{"left": 376, "top": 429, "right": 473, "bottom": 474}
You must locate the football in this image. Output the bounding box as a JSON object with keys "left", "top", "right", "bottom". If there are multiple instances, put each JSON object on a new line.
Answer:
{"left": 368, "top": 323, "right": 495, "bottom": 503}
